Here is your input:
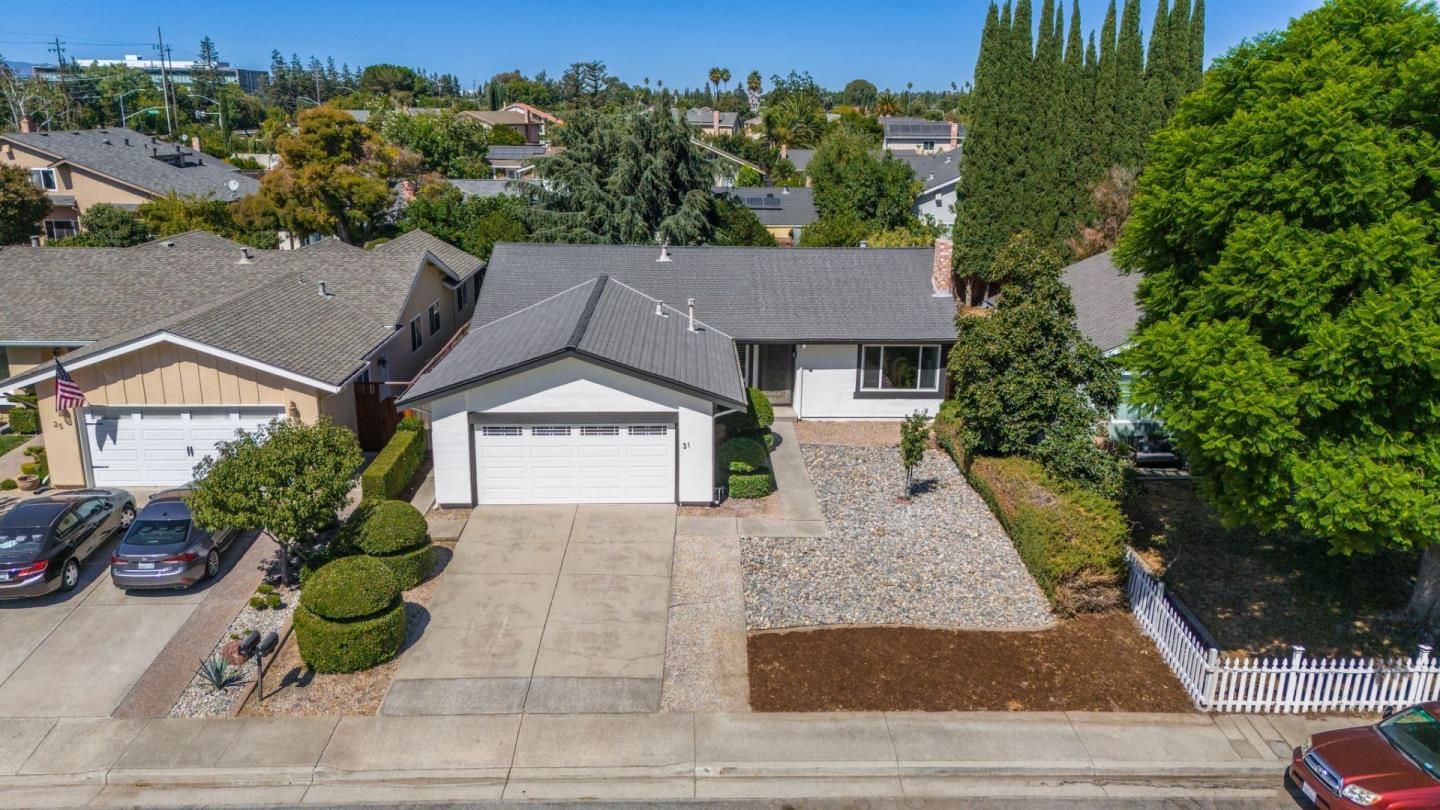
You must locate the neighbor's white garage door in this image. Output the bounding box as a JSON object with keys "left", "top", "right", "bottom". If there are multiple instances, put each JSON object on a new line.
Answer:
{"left": 85, "top": 406, "right": 284, "bottom": 487}
{"left": 473, "top": 422, "right": 675, "bottom": 504}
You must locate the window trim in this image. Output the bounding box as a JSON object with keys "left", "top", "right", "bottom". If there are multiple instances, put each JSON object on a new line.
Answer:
{"left": 44, "top": 219, "right": 78, "bottom": 240}
{"left": 854, "top": 344, "right": 943, "bottom": 398}
{"left": 409, "top": 315, "right": 423, "bottom": 351}
{"left": 30, "top": 167, "right": 57, "bottom": 191}
{"left": 428, "top": 300, "right": 442, "bottom": 336}
{"left": 455, "top": 283, "right": 468, "bottom": 312}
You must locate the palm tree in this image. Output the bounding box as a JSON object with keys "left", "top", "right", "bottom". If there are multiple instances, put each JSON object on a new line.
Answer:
{"left": 719, "top": 68, "right": 732, "bottom": 95}
{"left": 875, "top": 92, "right": 901, "bottom": 116}
{"left": 708, "top": 67, "right": 722, "bottom": 101}
{"left": 763, "top": 93, "right": 825, "bottom": 150}
{"left": 746, "top": 70, "right": 762, "bottom": 95}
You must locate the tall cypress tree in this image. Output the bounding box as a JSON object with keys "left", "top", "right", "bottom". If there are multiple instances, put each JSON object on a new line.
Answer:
{"left": 1188, "top": 0, "right": 1206, "bottom": 90}
{"left": 1091, "top": 1, "right": 1120, "bottom": 181}
{"left": 1112, "top": 0, "right": 1146, "bottom": 170}
{"left": 953, "top": 3, "right": 1009, "bottom": 292}
{"left": 1142, "top": 0, "right": 1171, "bottom": 135}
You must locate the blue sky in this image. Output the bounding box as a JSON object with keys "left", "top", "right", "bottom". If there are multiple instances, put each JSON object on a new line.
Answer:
{"left": 2, "top": 0, "right": 1324, "bottom": 92}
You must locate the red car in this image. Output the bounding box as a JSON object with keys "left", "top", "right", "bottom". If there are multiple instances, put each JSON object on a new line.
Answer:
{"left": 1288, "top": 704, "right": 1440, "bottom": 808}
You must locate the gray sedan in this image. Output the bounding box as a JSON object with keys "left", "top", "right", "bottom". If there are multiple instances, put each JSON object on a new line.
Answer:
{"left": 110, "top": 489, "right": 237, "bottom": 590}
{"left": 0, "top": 489, "right": 136, "bottom": 599}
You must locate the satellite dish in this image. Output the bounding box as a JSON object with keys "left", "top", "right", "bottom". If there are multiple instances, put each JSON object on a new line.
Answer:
{"left": 226, "top": 179, "right": 241, "bottom": 192}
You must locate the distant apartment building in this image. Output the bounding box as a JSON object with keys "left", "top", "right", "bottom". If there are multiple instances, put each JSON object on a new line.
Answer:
{"left": 33, "top": 54, "right": 266, "bottom": 94}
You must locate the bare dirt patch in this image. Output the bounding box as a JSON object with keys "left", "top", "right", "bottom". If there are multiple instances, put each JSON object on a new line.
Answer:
{"left": 793, "top": 420, "right": 900, "bottom": 446}
{"left": 678, "top": 488, "right": 783, "bottom": 519}
{"left": 239, "top": 539, "right": 455, "bottom": 717}
{"left": 1128, "top": 478, "right": 1420, "bottom": 659}
{"left": 747, "top": 612, "right": 1195, "bottom": 713}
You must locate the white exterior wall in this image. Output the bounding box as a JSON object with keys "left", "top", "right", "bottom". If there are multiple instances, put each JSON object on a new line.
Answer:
{"left": 793, "top": 343, "right": 945, "bottom": 420}
{"left": 916, "top": 185, "right": 958, "bottom": 227}
{"left": 425, "top": 357, "right": 716, "bottom": 506}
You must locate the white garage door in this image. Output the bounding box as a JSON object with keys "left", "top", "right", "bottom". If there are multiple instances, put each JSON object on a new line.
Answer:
{"left": 473, "top": 422, "right": 675, "bottom": 504}
{"left": 85, "top": 406, "right": 284, "bottom": 487}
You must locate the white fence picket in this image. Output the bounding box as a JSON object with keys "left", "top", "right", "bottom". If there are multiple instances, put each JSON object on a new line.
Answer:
{"left": 1124, "top": 549, "right": 1440, "bottom": 713}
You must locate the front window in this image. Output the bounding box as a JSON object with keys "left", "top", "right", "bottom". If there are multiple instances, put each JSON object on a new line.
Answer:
{"left": 30, "top": 168, "right": 56, "bottom": 190}
{"left": 44, "top": 220, "right": 77, "bottom": 240}
{"left": 428, "top": 301, "right": 441, "bottom": 335}
{"left": 1379, "top": 707, "right": 1440, "bottom": 777}
{"left": 409, "top": 316, "right": 422, "bottom": 351}
{"left": 455, "top": 284, "right": 468, "bottom": 312}
{"left": 859, "top": 345, "right": 941, "bottom": 392}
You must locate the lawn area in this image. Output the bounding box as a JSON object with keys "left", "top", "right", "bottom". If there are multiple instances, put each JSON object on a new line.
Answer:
{"left": 0, "top": 434, "right": 30, "bottom": 458}
{"left": 1127, "top": 477, "right": 1421, "bottom": 660}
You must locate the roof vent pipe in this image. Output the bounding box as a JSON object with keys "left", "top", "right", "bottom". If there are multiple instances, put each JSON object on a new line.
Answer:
{"left": 29, "top": 235, "right": 40, "bottom": 247}
{"left": 238, "top": 247, "right": 253, "bottom": 264}
{"left": 655, "top": 300, "right": 668, "bottom": 318}
{"left": 318, "top": 281, "right": 333, "bottom": 298}
{"left": 657, "top": 243, "right": 671, "bottom": 262}
{"left": 859, "top": 240, "right": 868, "bottom": 249}
{"left": 687, "top": 298, "right": 696, "bottom": 332}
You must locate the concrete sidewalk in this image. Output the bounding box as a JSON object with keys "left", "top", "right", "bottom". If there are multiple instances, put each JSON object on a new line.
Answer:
{"left": 0, "top": 710, "right": 1347, "bottom": 806}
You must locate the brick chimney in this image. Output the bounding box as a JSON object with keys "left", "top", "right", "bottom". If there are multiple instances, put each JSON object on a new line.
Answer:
{"left": 949, "top": 122, "right": 959, "bottom": 148}
{"left": 191, "top": 135, "right": 202, "bottom": 152}
{"left": 399, "top": 179, "right": 417, "bottom": 202}
{"left": 19, "top": 116, "right": 32, "bottom": 133}
{"left": 932, "top": 236, "right": 955, "bottom": 297}
{"left": 711, "top": 109, "right": 720, "bottom": 133}
{"left": 779, "top": 143, "right": 787, "bottom": 160}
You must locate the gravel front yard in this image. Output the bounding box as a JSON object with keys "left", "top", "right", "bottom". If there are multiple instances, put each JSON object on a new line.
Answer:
{"left": 742, "top": 445, "right": 1053, "bottom": 630}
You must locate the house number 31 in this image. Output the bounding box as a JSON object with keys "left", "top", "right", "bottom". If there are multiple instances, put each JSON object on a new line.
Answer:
{"left": 681, "top": 442, "right": 691, "bottom": 450}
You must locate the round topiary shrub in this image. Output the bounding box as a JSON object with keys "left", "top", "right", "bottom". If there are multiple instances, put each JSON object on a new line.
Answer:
{"left": 718, "top": 437, "right": 769, "bottom": 475}
{"left": 0, "top": 479, "right": 14, "bottom": 491}
{"left": 295, "top": 556, "right": 405, "bottom": 673}
{"left": 356, "top": 500, "right": 434, "bottom": 590}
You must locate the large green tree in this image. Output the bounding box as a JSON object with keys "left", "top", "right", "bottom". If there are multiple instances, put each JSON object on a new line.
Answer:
{"left": 807, "top": 129, "right": 919, "bottom": 235}
{"left": 1116, "top": 0, "right": 1440, "bottom": 616}
{"left": 138, "top": 193, "right": 278, "bottom": 250}
{"left": 949, "top": 233, "right": 1122, "bottom": 493}
{"left": 380, "top": 110, "right": 491, "bottom": 178}
{"left": 396, "top": 182, "right": 528, "bottom": 260}
{"left": 256, "top": 107, "right": 414, "bottom": 244}
{"left": 0, "top": 164, "right": 49, "bottom": 244}
{"left": 53, "top": 204, "right": 150, "bottom": 247}
{"left": 525, "top": 110, "right": 716, "bottom": 245}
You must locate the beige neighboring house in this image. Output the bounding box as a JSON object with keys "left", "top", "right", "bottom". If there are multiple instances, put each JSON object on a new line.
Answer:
{"left": 0, "top": 124, "right": 260, "bottom": 242}
{"left": 0, "top": 229, "right": 483, "bottom": 488}
{"left": 462, "top": 102, "right": 563, "bottom": 144}
{"left": 679, "top": 107, "right": 741, "bottom": 136}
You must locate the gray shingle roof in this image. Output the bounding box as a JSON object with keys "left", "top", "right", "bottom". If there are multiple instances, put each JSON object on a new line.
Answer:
{"left": 448, "top": 179, "right": 515, "bottom": 198}
{"left": 0, "top": 230, "right": 483, "bottom": 388}
{"left": 473, "top": 243, "right": 957, "bottom": 343}
{"left": 1061, "top": 250, "right": 1141, "bottom": 354}
{"left": 399, "top": 276, "right": 745, "bottom": 407}
{"left": 715, "top": 186, "right": 818, "bottom": 227}
{"left": 486, "top": 145, "right": 550, "bottom": 161}
{"left": 894, "top": 150, "right": 961, "bottom": 192}
{"left": 2, "top": 128, "right": 259, "bottom": 200}
{"left": 681, "top": 107, "right": 740, "bottom": 128}
{"left": 782, "top": 148, "right": 814, "bottom": 173}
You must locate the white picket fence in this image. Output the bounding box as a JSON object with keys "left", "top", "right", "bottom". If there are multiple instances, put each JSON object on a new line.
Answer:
{"left": 1126, "top": 549, "right": 1440, "bottom": 713}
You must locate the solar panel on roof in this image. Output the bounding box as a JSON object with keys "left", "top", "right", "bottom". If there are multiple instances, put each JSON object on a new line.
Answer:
{"left": 742, "top": 194, "right": 783, "bottom": 210}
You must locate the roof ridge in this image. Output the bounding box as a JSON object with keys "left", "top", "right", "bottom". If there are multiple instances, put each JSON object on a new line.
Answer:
{"left": 603, "top": 276, "right": 736, "bottom": 340}
{"left": 567, "top": 275, "right": 608, "bottom": 348}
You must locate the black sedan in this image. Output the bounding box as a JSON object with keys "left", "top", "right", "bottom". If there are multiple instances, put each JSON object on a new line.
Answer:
{"left": 0, "top": 490, "right": 136, "bottom": 599}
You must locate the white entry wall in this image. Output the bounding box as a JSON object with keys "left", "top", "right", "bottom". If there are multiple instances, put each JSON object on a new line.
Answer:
{"left": 84, "top": 406, "right": 283, "bottom": 487}
{"left": 426, "top": 357, "right": 717, "bottom": 506}
{"left": 792, "top": 343, "right": 946, "bottom": 419}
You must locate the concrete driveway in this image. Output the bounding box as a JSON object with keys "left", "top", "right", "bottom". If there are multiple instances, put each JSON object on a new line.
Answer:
{"left": 0, "top": 491, "right": 258, "bottom": 718}
{"left": 383, "top": 503, "right": 675, "bottom": 715}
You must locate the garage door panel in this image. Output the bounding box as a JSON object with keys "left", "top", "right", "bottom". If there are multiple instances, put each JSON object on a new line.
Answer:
{"left": 474, "top": 420, "right": 675, "bottom": 505}
{"left": 85, "top": 407, "right": 282, "bottom": 487}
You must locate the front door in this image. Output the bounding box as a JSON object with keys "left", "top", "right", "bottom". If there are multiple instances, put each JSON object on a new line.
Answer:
{"left": 757, "top": 344, "right": 794, "bottom": 405}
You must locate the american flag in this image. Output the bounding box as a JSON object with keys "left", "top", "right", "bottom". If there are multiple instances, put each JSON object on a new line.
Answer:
{"left": 54, "top": 359, "right": 86, "bottom": 410}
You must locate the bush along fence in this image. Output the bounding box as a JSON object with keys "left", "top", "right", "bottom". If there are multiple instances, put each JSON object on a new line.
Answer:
{"left": 1126, "top": 550, "right": 1440, "bottom": 713}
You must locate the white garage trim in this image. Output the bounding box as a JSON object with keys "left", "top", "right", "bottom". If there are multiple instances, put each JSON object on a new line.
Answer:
{"left": 82, "top": 405, "right": 284, "bottom": 487}
{"left": 471, "top": 415, "right": 678, "bottom": 504}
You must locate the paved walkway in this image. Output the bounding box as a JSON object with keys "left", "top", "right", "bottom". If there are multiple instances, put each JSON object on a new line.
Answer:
{"left": 383, "top": 504, "right": 675, "bottom": 715}
{"left": 0, "top": 710, "right": 1342, "bottom": 805}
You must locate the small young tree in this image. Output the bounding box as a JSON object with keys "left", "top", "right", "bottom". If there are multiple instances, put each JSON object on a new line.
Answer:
{"left": 899, "top": 410, "right": 930, "bottom": 498}
{"left": 0, "top": 164, "right": 49, "bottom": 245}
{"left": 189, "top": 417, "right": 363, "bottom": 584}
{"left": 55, "top": 204, "right": 150, "bottom": 247}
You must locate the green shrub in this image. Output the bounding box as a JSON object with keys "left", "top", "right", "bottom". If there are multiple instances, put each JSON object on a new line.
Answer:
{"left": 293, "top": 600, "right": 406, "bottom": 673}
{"left": 300, "top": 556, "right": 400, "bottom": 621}
{"left": 0, "top": 479, "right": 14, "bottom": 490}
{"left": 357, "top": 500, "right": 428, "bottom": 555}
{"left": 19, "top": 463, "right": 37, "bottom": 476}
{"left": 963, "top": 456, "right": 1126, "bottom": 615}
{"left": 718, "top": 437, "right": 769, "bottom": 475}
{"left": 729, "top": 471, "right": 773, "bottom": 499}
{"left": 265, "top": 593, "right": 283, "bottom": 609}
{"left": 932, "top": 400, "right": 968, "bottom": 463}
{"left": 720, "top": 387, "right": 775, "bottom": 436}
{"left": 256, "top": 583, "right": 275, "bottom": 595}
{"left": 249, "top": 595, "right": 266, "bottom": 609}
{"left": 763, "top": 431, "right": 776, "bottom": 451}
{"left": 395, "top": 414, "right": 426, "bottom": 434}
{"left": 747, "top": 387, "right": 774, "bottom": 430}
{"left": 7, "top": 408, "right": 37, "bottom": 435}
{"left": 356, "top": 500, "right": 434, "bottom": 589}
{"left": 360, "top": 427, "right": 425, "bottom": 501}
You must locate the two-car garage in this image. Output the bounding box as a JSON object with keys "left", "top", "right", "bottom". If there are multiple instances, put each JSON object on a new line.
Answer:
{"left": 472, "top": 420, "right": 676, "bottom": 504}
{"left": 84, "top": 406, "right": 283, "bottom": 487}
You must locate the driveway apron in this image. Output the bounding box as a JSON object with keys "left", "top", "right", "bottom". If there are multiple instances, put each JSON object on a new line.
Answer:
{"left": 382, "top": 503, "right": 675, "bottom": 715}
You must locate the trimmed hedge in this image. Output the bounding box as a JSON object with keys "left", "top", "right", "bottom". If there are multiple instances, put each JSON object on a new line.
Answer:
{"left": 357, "top": 500, "right": 428, "bottom": 555}
{"left": 962, "top": 456, "right": 1126, "bottom": 615}
{"left": 300, "top": 555, "right": 400, "bottom": 621}
{"left": 360, "top": 427, "right": 425, "bottom": 501}
{"left": 719, "top": 387, "right": 775, "bottom": 436}
{"left": 396, "top": 414, "right": 426, "bottom": 434}
{"left": 719, "top": 437, "right": 769, "bottom": 475}
{"left": 932, "top": 400, "right": 967, "bottom": 463}
{"left": 294, "top": 601, "right": 406, "bottom": 673}
{"left": 729, "top": 471, "right": 773, "bottom": 499}
{"left": 357, "top": 500, "right": 433, "bottom": 590}
{"left": 7, "top": 408, "right": 37, "bottom": 435}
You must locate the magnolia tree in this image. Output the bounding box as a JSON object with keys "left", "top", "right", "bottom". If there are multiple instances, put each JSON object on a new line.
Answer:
{"left": 189, "top": 417, "right": 362, "bottom": 584}
{"left": 1116, "top": 0, "right": 1440, "bottom": 619}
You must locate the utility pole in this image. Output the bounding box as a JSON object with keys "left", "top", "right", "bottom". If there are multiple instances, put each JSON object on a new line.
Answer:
{"left": 154, "top": 27, "right": 173, "bottom": 134}
{"left": 48, "top": 36, "right": 69, "bottom": 128}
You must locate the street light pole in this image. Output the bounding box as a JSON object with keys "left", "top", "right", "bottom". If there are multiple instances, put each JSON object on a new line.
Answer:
{"left": 117, "top": 88, "right": 144, "bottom": 128}
{"left": 189, "top": 93, "right": 225, "bottom": 134}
